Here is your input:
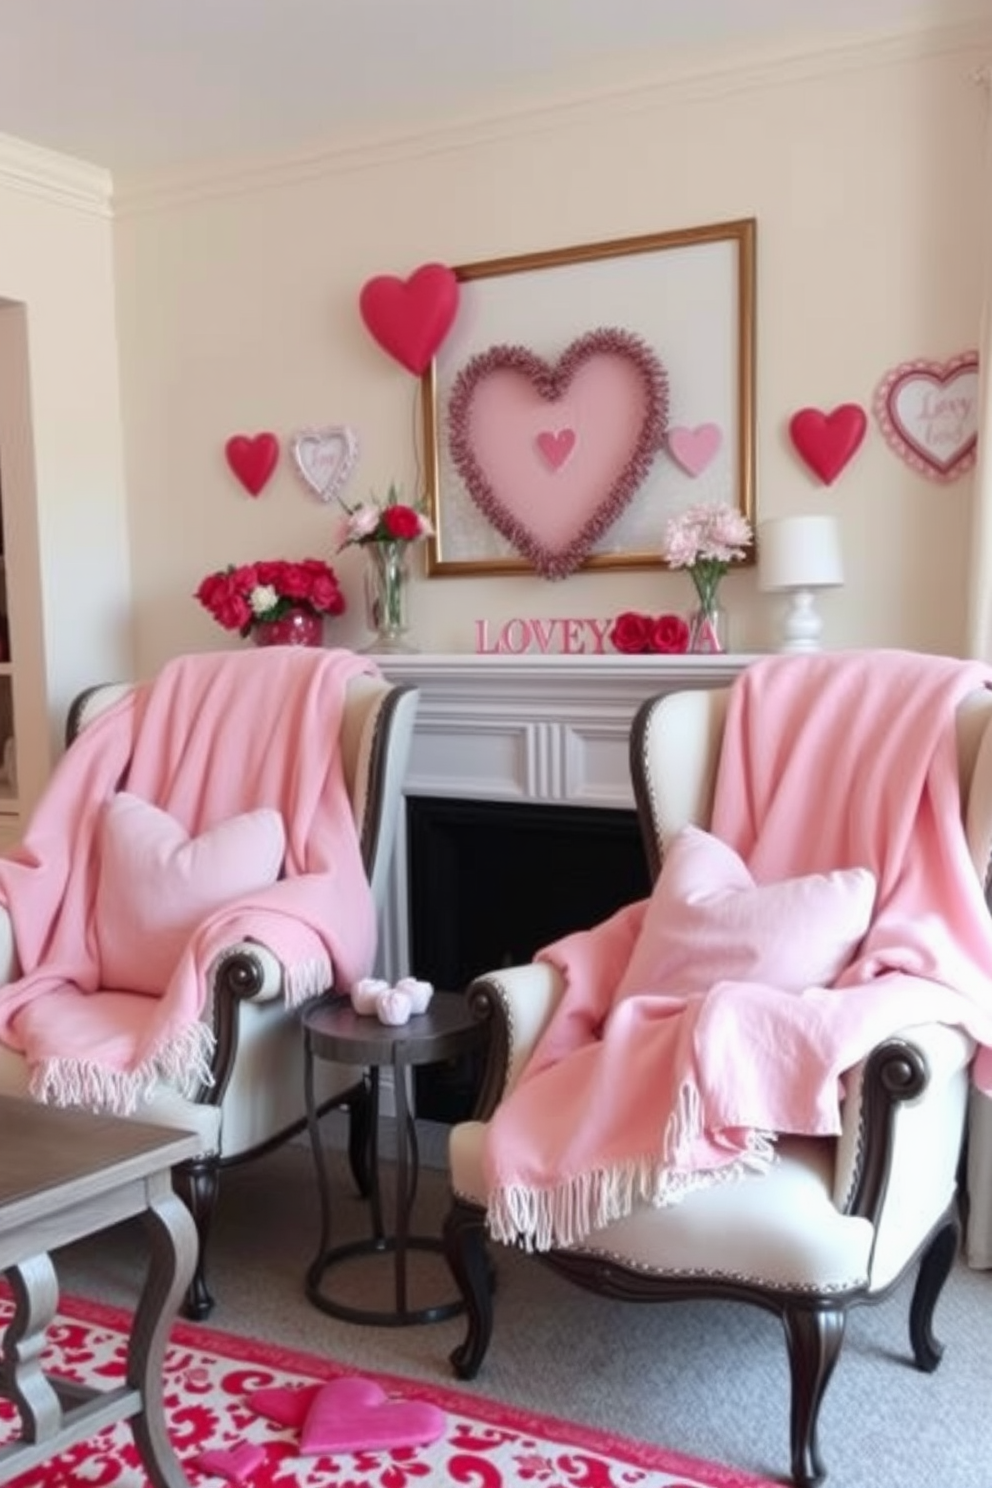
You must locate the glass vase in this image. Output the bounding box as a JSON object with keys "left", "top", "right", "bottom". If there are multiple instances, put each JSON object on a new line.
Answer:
{"left": 687, "top": 601, "right": 727, "bottom": 654}
{"left": 362, "top": 540, "right": 418, "bottom": 654}
{"left": 252, "top": 606, "right": 323, "bottom": 647}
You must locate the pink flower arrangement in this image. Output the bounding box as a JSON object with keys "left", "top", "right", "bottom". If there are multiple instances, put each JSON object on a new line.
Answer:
{"left": 336, "top": 483, "right": 433, "bottom": 551}
{"left": 662, "top": 503, "right": 753, "bottom": 614}
{"left": 195, "top": 557, "right": 346, "bottom": 637}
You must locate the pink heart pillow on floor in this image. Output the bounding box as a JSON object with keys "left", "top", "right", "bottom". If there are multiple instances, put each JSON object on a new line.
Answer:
{"left": 299, "top": 1378, "right": 446, "bottom": 1454}
{"left": 95, "top": 792, "right": 286, "bottom": 994}
{"left": 614, "top": 825, "right": 875, "bottom": 1004}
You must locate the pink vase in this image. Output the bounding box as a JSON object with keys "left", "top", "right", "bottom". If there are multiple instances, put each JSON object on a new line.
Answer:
{"left": 252, "top": 607, "right": 323, "bottom": 648}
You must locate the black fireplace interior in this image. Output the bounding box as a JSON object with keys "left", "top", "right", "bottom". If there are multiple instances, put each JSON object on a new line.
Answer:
{"left": 407, "top": 796, "right": 652, "bottom": 1123}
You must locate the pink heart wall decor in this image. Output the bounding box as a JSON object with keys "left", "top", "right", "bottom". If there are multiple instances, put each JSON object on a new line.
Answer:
{"left": 447, "top": 327, "right": 668, "bottom": 580}
{"left": 359, "top": 262, "right": 460, "bottom": 375}
{"left": 667, "top": 423, "right": 722, "bottom": 477}
{"left": 788, "top": 404, "right": 867, "bottom": 485}
{"left": 872, "top": 352, "right": 979, "bottom": 482}
{"left": 224, "top": 432, "right": 280, "bottom": 497}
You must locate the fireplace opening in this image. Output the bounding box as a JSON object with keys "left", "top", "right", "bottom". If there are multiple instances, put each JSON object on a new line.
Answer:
{"left": 406, "top": 796, "right": 652, "bottom": 1123}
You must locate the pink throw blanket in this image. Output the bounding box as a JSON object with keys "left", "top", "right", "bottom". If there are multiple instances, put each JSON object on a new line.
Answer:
{"left": 483, "top": 650, "right": 992, "bottom": 1251}
{"left": 0, "top": 647, "right": 381, "bottom": 1114}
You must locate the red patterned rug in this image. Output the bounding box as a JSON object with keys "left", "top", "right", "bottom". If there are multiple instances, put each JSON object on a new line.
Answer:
{"left": 0, "top": 1293, "right": 778, "bottom": 1487}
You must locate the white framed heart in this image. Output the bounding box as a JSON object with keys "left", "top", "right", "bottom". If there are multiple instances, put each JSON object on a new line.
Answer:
{"left": 291, "top": 426, "right": 359, "bottom": 503}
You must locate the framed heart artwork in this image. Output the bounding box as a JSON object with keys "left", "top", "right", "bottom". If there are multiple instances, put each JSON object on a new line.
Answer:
{"left": 420, "top": 219, "right": 757, "bottom": 577}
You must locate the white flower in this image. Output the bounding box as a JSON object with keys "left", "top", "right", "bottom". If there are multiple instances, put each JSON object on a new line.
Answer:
{"left": 248, "top": 584, "right": 279, "bottom": 616}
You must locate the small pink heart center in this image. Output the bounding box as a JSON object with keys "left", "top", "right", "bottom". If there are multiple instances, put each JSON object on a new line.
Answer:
{"left": 536, "top": 428, "right": 576, "bottom": 471}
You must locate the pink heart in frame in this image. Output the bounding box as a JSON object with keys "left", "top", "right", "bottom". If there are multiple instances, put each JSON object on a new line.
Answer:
{"left": 447, "top": 327, "right": 668, "bottom": 580}
{"left": 291, "top": 426, "right": 359, "bottom": 503}
{"left": 667, "top": 423, "right": 722, "bottom": 477}
{"left": 298, "top": 1377, "right": 446, "bottom": 1454}
{"left": 536, "top": 428, "right": 576, "bottom": 471}
{"left": 873, "top": 352, "right": 978, "bottom": 482}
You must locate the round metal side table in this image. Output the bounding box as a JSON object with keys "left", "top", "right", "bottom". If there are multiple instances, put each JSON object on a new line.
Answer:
{"left": 302, "top": 989, "right": 488, "bottom": 1327}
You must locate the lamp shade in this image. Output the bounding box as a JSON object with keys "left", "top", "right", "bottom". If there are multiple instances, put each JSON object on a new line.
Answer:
{"left": 758, "top": 515, "right": 844, "bottom": 593}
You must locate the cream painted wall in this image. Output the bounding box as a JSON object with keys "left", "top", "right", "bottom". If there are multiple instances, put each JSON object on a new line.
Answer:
{"left": 0, "top": 142, "right": 132, "bottom": 815}
{"left": 108, "top": 25, "right": 991, "bottom": 674}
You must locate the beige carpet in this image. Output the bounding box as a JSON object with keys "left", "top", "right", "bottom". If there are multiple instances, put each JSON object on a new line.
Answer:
{"left": 53, "top": 1121, "right": 992, "bottom": 1487}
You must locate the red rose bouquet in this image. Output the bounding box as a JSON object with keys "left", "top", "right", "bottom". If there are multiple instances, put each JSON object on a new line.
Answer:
{"left": 195, "top": 557, "right": 346, "bottom": 638}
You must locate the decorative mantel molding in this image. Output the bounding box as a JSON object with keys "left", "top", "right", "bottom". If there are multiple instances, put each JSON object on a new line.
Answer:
{"left": 374, "top": 652, "right": 758, "bottom": 977}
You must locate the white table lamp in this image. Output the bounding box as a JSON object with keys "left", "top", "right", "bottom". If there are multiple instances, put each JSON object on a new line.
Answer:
{"left": 758, "top": 515, "right": 844, "bottom": 653}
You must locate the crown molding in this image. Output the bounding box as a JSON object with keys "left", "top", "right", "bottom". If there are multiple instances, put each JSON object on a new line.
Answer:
{"left": 113, "top": 15, "right": 992, "bottom": 218}
{"left": 0, "top": 133, "right": 112, "bottom": 217}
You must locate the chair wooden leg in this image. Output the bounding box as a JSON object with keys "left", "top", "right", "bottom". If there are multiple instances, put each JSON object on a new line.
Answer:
{"left": 909, "top": 1217, "right": 958, "bottom": 1372}
{"left": 781, "top": 1301, "right": 846, "bottom": 1488}
{"left": 173, "top": 1156, "right": 219, "bottom": 1321}
{"left": 443, "top": 1197, "right": 493, "bottom": 1379}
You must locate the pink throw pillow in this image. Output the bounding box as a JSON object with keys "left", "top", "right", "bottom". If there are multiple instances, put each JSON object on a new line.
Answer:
{"left": 614, "top": 824, "right": 876, "bottom": 1003}
{"left": 95, "top": 792, "right": 286, "bottom": 994}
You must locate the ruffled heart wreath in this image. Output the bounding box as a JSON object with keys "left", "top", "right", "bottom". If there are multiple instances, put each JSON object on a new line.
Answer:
{"left": 447, "top": 327, "right": 668, "bottom": 579}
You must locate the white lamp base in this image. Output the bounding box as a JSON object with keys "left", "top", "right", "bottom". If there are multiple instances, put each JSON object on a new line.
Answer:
{"left": 778, "top": 589, "right": 824, "bottom": 653}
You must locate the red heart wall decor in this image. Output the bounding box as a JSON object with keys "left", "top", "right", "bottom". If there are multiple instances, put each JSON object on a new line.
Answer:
{"left": 788, "top": 404, "right": 867, "bottom": 485}
{"left": 447, "top": 327, "right": 668, "bottom": 579}
{"left": 224, "top": 432, "right": 280, "bottom": 497}
{"left": 359, "top": 262, "right": 460, "bottom": 375}
{"left": 872, "top": 352, "right": 979, "bottom": 482}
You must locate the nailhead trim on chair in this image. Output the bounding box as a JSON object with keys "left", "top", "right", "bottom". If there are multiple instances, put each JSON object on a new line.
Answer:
{"left": 449, "top": 1185, "right": 867, "bottom": 1294}
{"left": 566, "top": 1246, "right": 867, "bottom": 1293}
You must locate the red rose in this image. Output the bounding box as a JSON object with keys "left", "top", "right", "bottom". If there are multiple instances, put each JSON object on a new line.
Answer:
{"left": 650, "top": 614, "right": 690, "bottom": 654}
{"left": 308, "top": 570, "right": 346, "bottom": 616}
{"left": 609, "top": 612, "right": 653, "bottom": 654}
{"left": 382, "top": 505, "right": 421, "bottom": 541}
{"left": 194, "top": 572, "right": 251, "bottom": 632}
{"left": 273, "top": 562, "right": 312, "bottom": 601}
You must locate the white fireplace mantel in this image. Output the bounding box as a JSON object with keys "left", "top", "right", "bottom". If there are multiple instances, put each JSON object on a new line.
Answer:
{"left": 374, "top": 652, "right": 758, "bottom": 979}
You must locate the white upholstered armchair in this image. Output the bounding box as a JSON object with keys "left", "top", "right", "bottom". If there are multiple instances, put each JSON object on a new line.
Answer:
{"left": 0, "top": 655, "right": 419, "bottom": 1319}
{"left": 445, "top": 667, "right": 992, "bottom": 1488}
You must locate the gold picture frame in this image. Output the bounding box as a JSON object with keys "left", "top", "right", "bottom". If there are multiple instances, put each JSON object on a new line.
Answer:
{"left": 422, "top": 217, "right": 756, "bottom": 578}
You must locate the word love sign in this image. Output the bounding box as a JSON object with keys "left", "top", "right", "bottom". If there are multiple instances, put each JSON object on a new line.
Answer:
{"left": 475, "top": 617, "right": 614, "bottom": 654}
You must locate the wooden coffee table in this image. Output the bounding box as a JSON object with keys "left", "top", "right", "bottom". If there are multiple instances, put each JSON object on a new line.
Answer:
{"left": 0, "top": 1095, "right": 200, "bottom": 1486}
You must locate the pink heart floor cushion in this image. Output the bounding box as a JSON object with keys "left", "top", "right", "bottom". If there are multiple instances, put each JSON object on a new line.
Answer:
{"left": 614, "top": 825, "right": 876, "bottom": 1005}
{"left": 95, "top": 793, "right": 286, "bottom": 993}
{"left": 248, "top": 1378, "right": 446, "bottom": 1454}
